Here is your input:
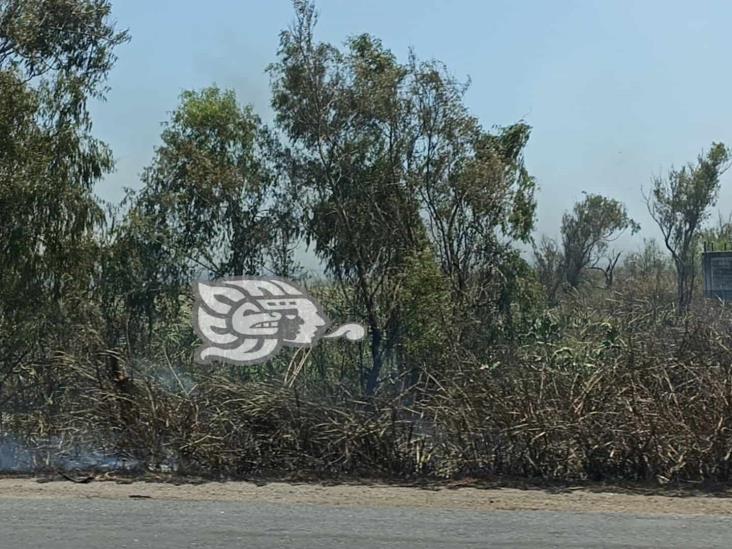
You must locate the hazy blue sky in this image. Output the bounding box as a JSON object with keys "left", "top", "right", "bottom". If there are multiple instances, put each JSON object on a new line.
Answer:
{"left": 90, "top": 0, "right": 732, "bottom": 252}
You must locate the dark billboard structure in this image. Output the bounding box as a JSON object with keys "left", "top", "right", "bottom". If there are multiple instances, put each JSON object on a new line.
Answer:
{"left": 702, "top": 250, "right": 732, "bottom": 301}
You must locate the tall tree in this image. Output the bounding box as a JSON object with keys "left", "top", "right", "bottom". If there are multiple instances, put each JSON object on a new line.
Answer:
{"left": 106, "top": 87, "right": 301, "bottom": 352}
{"left": 129, "top": 87, "right": 298, "bottom": 278}
{"left": 0, "top": 0, "right": 128, "bottom": 422}
{"left": 0, "top": 0, "right": 127, "bottom": 372}
{"left": 270, "top": 1, "right": 538, "bottom": 390}
{"left": 270, "top": 3, "right": 429, "bottom": 394}
{"left": 409, "top": 60, "right": 536, "bottom": 346}
{"left": 0, "top": 0, "right": 128, "bottom": 298}
{"left": 647, "top": 143, "right": 731, "bottom": 311}
{"left": 560, "top": 193, "right": 639, "bottom": 289}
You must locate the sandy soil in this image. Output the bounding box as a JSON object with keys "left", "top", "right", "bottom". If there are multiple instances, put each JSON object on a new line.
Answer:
{"left": 2, "top": 477, "right": 732, "bottom": 516}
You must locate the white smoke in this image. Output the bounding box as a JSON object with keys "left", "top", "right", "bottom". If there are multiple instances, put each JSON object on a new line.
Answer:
{"left": 0, "top": 435, "right": 142, "bottom": 473}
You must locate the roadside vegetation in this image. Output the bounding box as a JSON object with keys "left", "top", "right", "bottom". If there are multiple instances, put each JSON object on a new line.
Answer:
{"left": 3, "top": 0, "right": 732, "bottom": 485}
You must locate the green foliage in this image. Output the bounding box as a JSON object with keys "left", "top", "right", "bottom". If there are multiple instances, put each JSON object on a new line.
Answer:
{"left": 270, "top": 11, "right": 426, "bottom": 393}
{"left": 269, "top": 1, "right": 538, "bottom": 392}
{"left": 130, "top": 86, "right": 298, "bottom": 281}
{"left": 534, "top": 193, "right": 637, "bottom": 303}
{"left": 0, "top": 0, "right": 127, "bottom": 302}
{"left": 390, "top": 247, "right": 452, "bottom": 372}
{"left": 0, "top": 0, "right": 127, "bottom": 391}
{"left": 560, "top": 193, "right": 639, "bottom": 289}
{"left": 648, "top": 142, "right": 731, "bottom": 311}
{"left": 533, "top": 235, "right": 564, "bottom": 304}
{"left": 699, "top": 212, "right": 732, "bottom": 252}
{"left": 7, "top": 0, "right": 732, "bottom": 487}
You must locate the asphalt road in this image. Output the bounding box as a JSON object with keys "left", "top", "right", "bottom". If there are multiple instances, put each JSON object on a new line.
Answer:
{"left": 1, "top": 498, "right": 732, "bottom": 548}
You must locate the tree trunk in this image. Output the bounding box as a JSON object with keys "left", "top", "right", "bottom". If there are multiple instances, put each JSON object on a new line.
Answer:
{"left": 676, "top": 261, "right": 693, "bottom": 313}
{"left": 365, "top": 323, "right": 382, "bottom": 396}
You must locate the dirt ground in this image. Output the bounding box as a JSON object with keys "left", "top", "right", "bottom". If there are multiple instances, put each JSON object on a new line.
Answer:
{"left": 2, "top": 477, "right": 732, "bottom": 516}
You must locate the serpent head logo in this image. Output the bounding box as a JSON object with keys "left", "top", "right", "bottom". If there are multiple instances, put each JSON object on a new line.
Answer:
{"left": 193, "top": 277, "right": 365, "bottom": 365}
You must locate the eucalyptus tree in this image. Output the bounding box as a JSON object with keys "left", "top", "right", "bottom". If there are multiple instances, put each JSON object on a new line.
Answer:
{"left": 270, "top": 2, "right": 433, "bottom": 394}
{"left": 0, "top": 0, "right": 128, "bottom": 411}
{"left": 0, "top": 1, "right": 127, "bottom": 322}
{"left": 107, "top": 86, "right": 301, "bottom": 353}
{"left": 0, "top": 0, "right": 127, "bottom": 305}
{"left": 408, "top": 60, "right": 537, "bottom": 347}
{"left": 130, "top": 86, "right": 298, "bottom": 277}
{"left": 270, "top": 1, "right": 539, "bottom": 391}
{"left": 647, "top": 143, "right": 731, "bottom": 311}
{"left": 560, "top": 193, "right": 639, "bottom": 289}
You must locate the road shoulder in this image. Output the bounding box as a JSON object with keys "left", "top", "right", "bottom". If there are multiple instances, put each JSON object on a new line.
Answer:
{"left": 2, "top": 477, "right": 732, "bottom": 516}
